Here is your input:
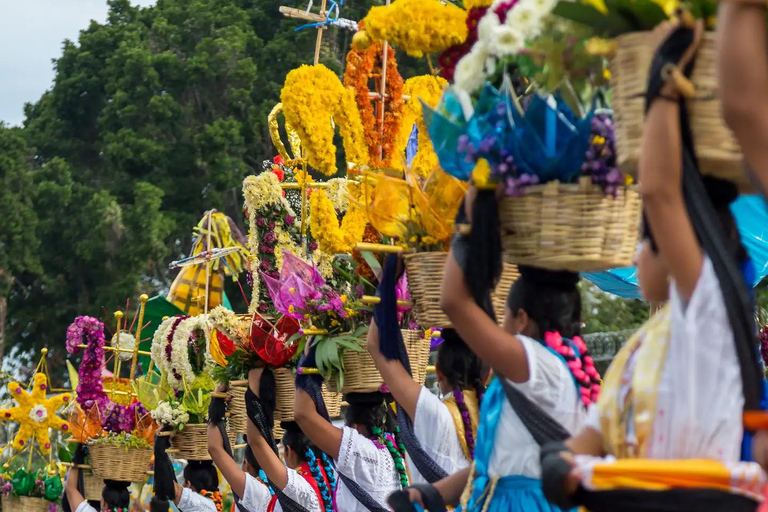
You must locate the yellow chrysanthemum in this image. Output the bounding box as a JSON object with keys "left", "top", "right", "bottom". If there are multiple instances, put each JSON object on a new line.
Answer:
{"left": 309, "top": 186, "right": 367, "bottom": 255}
{"left": 363, "top": 0, "right": 468, "bottom": 58}
{"left": 281, "top": 65, "right": 369, "bottom": 176}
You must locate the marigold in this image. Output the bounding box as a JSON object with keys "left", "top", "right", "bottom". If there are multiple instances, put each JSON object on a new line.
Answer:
{"left": 281, "top": 65, "right": 369, "bottom": 176}
{"left": 463, "top": 0, "right": 494, "bottom": 8}
{"left": 363, "top": 0, "right": 468, "bottom": 58}
{"left": 309, "top": 186, "right": 367, "bottom": 255}
{"left": 395, "top": 75, "right": 448, "bottom": 179}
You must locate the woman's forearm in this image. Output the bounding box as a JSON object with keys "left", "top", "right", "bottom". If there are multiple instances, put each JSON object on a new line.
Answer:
{"left": 434, "top": 466, "right": 472, "bottom": 507}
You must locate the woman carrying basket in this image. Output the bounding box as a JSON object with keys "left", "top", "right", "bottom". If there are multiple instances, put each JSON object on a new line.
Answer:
{"left": 540, "top": 18, "right": 766, "bottom": 512}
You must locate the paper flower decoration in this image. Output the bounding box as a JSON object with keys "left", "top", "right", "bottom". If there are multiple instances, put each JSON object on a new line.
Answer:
{"left": 0, "top": 374, "right": 72, "bottom": 454}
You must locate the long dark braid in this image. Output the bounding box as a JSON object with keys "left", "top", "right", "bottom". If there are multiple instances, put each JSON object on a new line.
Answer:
{"left": 435, "top": 329, "right": 488, "bottom": 459}
{"left": 383, "top": 406, "right": 408, "bottom": 488}
{"left": 320, "top": 452, "right": 337, "bottom": 494}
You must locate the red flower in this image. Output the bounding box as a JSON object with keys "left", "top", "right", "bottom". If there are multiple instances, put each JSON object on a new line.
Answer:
{"left": 272, "top": 167, "right": 285, "bottom": 181}
{"left": 273, "top": 155, "right": 284, "bottom": 165}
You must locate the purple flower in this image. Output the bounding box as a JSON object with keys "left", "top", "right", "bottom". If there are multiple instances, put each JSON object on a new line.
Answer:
{"left": 285, "top": 215, "right": 295, "bottom": 226}
{"left": 257, "top": 303, "right": 269, "bottom": 313}
{"left": 309, "top": 241, "right": 318, "bottom": 251}
{"left": 263, "top": 232, "right": 276, "bottom": 245}
{"left": 256, "top": 217, "right": 266, "bottom": 227}
{"left": 760, "top": 325, "right": 768, "bottom": 367}
{"left": 268, "top": 221, "right": 276, "bottom": 230}
{"left": 429, "top": 328, "right": 444, "bottom": 351}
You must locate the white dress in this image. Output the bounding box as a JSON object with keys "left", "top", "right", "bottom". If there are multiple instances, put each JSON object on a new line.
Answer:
{"left": 584, "top": 257, "right": 743, "bottom": 461}
{"left": 178, "top": 488, "right": 218, "bottom": 512}
{"left": 408, "top": 387, "right": 471, "bottom": 484}
{"left": 335, "top": 426, "right": 402, "bottom": 512}
{"left": 488, "top": 335, "right": 585, "bottom": 478}
{"left": 240, "top": 471, "right": 323, "bottom": 512}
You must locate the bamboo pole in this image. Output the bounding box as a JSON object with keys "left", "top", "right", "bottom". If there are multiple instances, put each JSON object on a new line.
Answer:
{"left": 129, "top": 294, "right": 148, "bottom": 380}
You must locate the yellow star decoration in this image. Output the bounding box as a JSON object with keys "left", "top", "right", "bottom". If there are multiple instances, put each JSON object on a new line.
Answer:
{"left": 0, "top": 373, "right": 72, "bottom": 455}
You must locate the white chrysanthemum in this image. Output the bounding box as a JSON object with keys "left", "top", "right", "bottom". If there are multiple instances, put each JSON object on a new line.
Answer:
{"left": 476, "top": 13, "right": 501, "bottom": 46}
{"left": 454, "top": 45, "right": 489, "bottom": 94}
{"left": 111, "top": 332, "right": 136, "bottom": 361}
{"left": 525, "top": 0, "right": 557, "bottom": 15}
{"left": 487, "top": 25, "right": 526, "bottom": 57}
{"left": 505, "top": 1, "right": 544, "bottom": 39}
{"left": 29, "top": 405, "right": 48, "bottom": 423}
{"left": 151, "top": 401, "right": 190, "bottom": 427}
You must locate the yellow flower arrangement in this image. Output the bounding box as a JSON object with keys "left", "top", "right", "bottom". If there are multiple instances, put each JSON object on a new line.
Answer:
{"left": 309, "top": 184, "right": 367, "bottom": 255}
{"left": 395, "top": 75, "right": 448, "bottom": 179}
{"left": 463, "top": 0, "right": 494, "bottom": 8}
{"left": 0, "top": 373, "right": 71, "bottom": 454}
{"left": 362, "top": 0, "right": 468, "bottom": 58}
{"left": 281, "top": 65, "right": 369, "bottom": 176}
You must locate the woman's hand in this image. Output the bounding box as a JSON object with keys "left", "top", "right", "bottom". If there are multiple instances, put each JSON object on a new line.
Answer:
{"left": 367, "top": 319, "right": 380, "bottom": 353}
{"left": 559, "top": 451, "right": 583, "bottom": 495}
{"left": 753, "top": 430, "right": 768, "bottom": 471}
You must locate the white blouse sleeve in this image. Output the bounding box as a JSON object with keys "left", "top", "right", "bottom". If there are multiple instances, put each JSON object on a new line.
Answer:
{"left": 413, "top": 387, "right": 469, "bottom": 470}
{"left": 282, "top": 469, "right": 322, "bottom": 512}
{"left": 240, "top": 473, "right": 273, "bottom": 512}
{"left": 337, "top": 426, "right": 379, "bottom": 490}
{"left": 178, "top": 488, "right": 217, "bottom": 512}
{"left": 584, "top": 404, "right": 602, "bottom": 434}
{"left": 75, "top": 502, "right": 98, "bottom": 512}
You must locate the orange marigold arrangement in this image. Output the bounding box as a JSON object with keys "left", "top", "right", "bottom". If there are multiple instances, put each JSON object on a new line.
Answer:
{"left": 344, "top": 25, "right": 404, "bottom": 168}
{"left": 352, "top": 224, "right": 383, "bottom": 283}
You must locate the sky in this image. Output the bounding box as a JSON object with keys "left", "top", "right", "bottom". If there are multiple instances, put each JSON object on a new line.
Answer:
{"left": 0, "top": 0, "right": 155, "bottom": 127}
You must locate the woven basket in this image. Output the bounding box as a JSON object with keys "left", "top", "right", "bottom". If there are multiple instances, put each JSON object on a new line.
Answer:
{"left": 499, "top": 180, "right": 641, "bottom": 272}
{"left": 611, "top": 31, "right": 748, "bottom": 191}
{"left": 1, "top": 497, "right": 49, "bottom": 512}
{"left": 89, "top": 444, "right": 151, "bottom": 482}
{"left": 273, "top": 422, "right": 285, "bottom": 440}
{"left": 170, "top": 424, "right": 210, "bottom": 460}
{"left": 405, "top": 252, "right": 520, "bottom": 327}
{"left": 327, "top": 345, "right": 383, "bottom": 394}
{"left": 402, "top": 329, "right": 430, "bottom": 386}
{"left": 83, "top": 474, "right": 104, "bottom": 501}
{"left": 323, "top": 386, "right": 342, "bottom": 418}
{"left": 229, "top": 384, "right": 248, "bottom": 434}
{"left": 274, "top": 368, "right": 295, "bottom": 422}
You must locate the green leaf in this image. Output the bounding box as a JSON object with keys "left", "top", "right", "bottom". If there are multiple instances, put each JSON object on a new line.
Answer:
{"left": 66, "top": 361, "right": 79, "bottom": 392}
{"left": 361, "top": 251, "right": 383, "bottom": 277}
{"left": 58, "top": 445, "right": 73, "bottom": 464}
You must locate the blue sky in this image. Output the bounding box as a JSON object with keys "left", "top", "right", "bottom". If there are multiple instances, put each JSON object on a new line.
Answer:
{"left": 0, "top": 0, "right": 155, "bottom": 126}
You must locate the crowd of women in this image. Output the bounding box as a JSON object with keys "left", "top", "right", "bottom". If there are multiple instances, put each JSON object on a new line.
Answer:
{"left": 60, "top": 12, "right": 768, "bottom": 512}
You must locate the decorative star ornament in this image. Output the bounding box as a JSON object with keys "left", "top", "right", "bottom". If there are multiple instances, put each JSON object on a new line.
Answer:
{"left": 0, "top": 373, "right": 72, "bottom": 454}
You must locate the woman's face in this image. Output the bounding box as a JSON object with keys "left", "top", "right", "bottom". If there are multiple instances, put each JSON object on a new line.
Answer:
{"left": 635, "top": 240, "right": 669, "bottom": 303}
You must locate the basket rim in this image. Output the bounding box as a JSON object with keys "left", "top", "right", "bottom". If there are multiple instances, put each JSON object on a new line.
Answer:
{"left": 503, "top": 181, "right": 639, "bottom": 197}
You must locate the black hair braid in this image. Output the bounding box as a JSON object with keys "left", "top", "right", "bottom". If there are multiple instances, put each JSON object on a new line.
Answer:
{"left": 283, "top": 423, "right": 333, "bottom": 512}
{"left": 466, "top": 191, "right": 503, "bottom": 305}
{"left": 184, "top": 460, "right": 219, "bottom": 493}
{"left": 506, "top": 275, "right": 582, "bottom": 340}
{"left": 102, "top": 480, "right": 131, "bottom": 510}
{"left": 320, "top": 452, "right": 337, "bottom": 494}
{"left": 304, "top": 447, "right": 333, "bottom": 512}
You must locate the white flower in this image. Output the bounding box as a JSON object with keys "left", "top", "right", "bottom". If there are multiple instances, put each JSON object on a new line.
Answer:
{"left": 111, "top": 332, "right": 136, "bottom": 361}
{"left": 505, "top": 1, "right": 543, "bottom": 39}
{"left": 487, "top": 25, "right": 526, "bottom": 57}
{"left": 476, "top": 13, "right": 501, "bottom": 46}
{"left": 526, "top": 0, "right": 557, "bottom": 15}
{"left": 151, "top": 401, "right": 189, "bottom": 427}
{"left": 454, "top": 44, "right": 489, "bottom": 94}
{"left": 29, "top": 405, "right": 48, "bottom": 423}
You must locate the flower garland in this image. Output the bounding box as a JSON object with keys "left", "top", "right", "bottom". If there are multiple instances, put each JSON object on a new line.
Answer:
{"left": 151, "top": 317, "right": 176, "bottom": 375}
{"left": 103, "top": 401, "right": 146, "bottom": 434}
{"left": 362, "top": 0, "right": 468, "bottom": 58}
{"left": 111, "top": 332, "right": 136, "bottom": 361}
{"left": 438, "top": 7, "right": 490, "bottom": 81}
{"left": 395, "top": 75, "right": 448, "bottom": 179}
{"left": 309, "top": 184, "right": 367, "bottom": 255}
{"left": 200, "top": 490, "right": 223, "bottom": 512}
{"left": 243, "top": 173, "right": 303, "bottom": 315}
{"left": 68, "top": 316, "right": 109, "bottom": 412}
{"left": 281, "top": 64, "right": 369, "bottom": 176}
{"left": 165, "top": 315, "right": 213, "bottom": 390}
{"left": 150, "top": 400, "right": 190, "bottom": 429}
{"left": 343, "top": 32, "right": 404, "bottom": 168}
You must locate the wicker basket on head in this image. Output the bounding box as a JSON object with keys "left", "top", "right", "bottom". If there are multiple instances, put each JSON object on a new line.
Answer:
{"left": 499, "top": 179, "right": 641, "bottom": 272}
{"left": 327, "top": 344, "right": 382, "bottom": 394}
{"left": 1, "top": 497, "right": 49, "bottom": 512}
{"left": 611, "top": 31, "right": 748, "bottom": 191}
{"left": 405, "top": 253, "right": 520, "bottom": 327}
{"left": 83, "top": 474, "right": 104, "bottom": 501}
{"left": 402, "top": 329, "right": 430, "bottom": 386}
{"left": 323, "top": 386, "right": 342, "bottom": 418}
{"left": 170, "top": 424, "right": 210, "bottom": 460}
{"left": 274, "top": 367, "right": 295, "bottom": 422}
{"left": 89, "top": 443, "right": 151, "bottom": 482}
{"left": 228, "top": 383, "right": 248, "bottom": 434}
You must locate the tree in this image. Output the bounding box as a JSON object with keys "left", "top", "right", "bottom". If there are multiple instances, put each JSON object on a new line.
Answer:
{"left": 581, "top": 281, "right": 648, "bottom": 335}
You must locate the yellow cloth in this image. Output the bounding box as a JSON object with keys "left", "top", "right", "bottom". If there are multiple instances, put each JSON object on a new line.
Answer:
{"left": 598, "top": 305, "right": 672, "bottom": 458}
{"left": 443, "top": 390, "right": 480, "bottom": 461}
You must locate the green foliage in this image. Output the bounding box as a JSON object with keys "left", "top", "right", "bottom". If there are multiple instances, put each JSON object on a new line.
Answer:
{"left": 552, "top": 0, "right": 668, "bottom": 38}
{"left": 581, "top": 281, "right": 648, "bottom": 334}
{"left": 311, "top": 324, "right": 368, "bottom": 391}
{"left": 211, "top": 348, "right": 262, "bottom": 383}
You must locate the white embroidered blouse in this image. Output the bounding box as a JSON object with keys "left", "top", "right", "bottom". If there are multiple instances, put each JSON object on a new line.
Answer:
{"left": 240, "top": 471, "right": 322, "bottom": 512}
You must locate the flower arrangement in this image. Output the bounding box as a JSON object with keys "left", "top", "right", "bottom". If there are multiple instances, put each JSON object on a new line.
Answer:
{"left": 343, "top": 30, "right": 405, "bottom": 168}
{"left": 308, "top": 184, "right": 367, "bottom": 256}
{"left": 0, "top": 467, "right": 62, "bottom": 502}
{"left": 262, "top": 251, "right": 369, "bottom": 389}
{"left": 65, "top": 316, "right": 104, "bottom": 356}
{"left": 0, "top": 374, "right": 71, "bottom": 455}
{"left": 150, "top": 315, "right": 214, "bottom": 391}
{"left": 91, "top": 430, "right": 151, "bottom": 449}
{"left": 280, "top": 64, "right": 369, "bottom": 176}
{"left": 394, "top": 76, "right": 448, "bottom": 179}
{"left": 361, "top": 0, "right": 469, "bottom": 58}
{"left": 243, "top": 172, "right": 303, "bottom": 316}
{"left": 439, "top": 6, "right": 491, "bottom": 82}
{"left": 425, "top": 82, "right": 628, "bottom": 195}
